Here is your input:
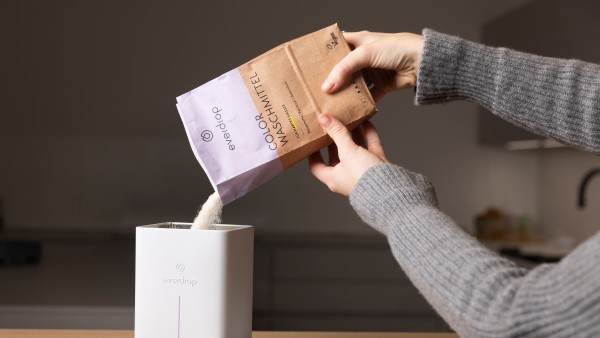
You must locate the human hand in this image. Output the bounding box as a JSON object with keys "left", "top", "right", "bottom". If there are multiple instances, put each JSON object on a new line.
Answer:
{"left": 309, "top": 114, "right": 388, "bottom": 196}
{"left": 321, "top": 31, "right": 424, "bottom": 101}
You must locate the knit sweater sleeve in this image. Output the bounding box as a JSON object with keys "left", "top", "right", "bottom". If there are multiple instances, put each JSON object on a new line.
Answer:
{"left": 416, "top": 29, "right": 600, "bottom": 154}
{"left": 350, "top": 163, "right": 600, "bottom": 337}
{"left": 349, "top": 28, "right": 600, "bottom": 336}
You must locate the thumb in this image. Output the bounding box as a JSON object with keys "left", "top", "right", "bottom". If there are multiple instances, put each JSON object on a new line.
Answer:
{"left": 322, "top": 46, "right": 371, "bottom": 93}
{"left": 318, "top": 114, "right": 356, "bottom": 151}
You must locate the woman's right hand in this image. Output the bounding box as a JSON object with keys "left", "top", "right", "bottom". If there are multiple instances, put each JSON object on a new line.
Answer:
{"left": 321, "top": 31, "right": 424, "bottom": 101}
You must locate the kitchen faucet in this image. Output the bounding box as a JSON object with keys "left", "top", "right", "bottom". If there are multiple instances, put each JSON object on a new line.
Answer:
{"left": 578, "top": 168, "right": 600, "bottom": 208}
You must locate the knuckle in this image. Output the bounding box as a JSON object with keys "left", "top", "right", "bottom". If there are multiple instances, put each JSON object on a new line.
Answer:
{"left": 329, "top": 126, "right": 347, "bottom": 139}
{"left": 369, "top": 139, "right": 382, "bottom": 148}
{"left": 354, "top": 46, "right": 373, "bottom": 66}
{"left": 362, "top": 46, "right": 377, "bottom": 64}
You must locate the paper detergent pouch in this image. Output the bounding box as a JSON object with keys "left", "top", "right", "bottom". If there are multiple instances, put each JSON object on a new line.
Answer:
{"left": 176, "top": 24, "right": 377, "bottom": 204}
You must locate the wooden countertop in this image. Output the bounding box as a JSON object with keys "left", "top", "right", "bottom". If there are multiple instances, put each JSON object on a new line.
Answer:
{"left": 0, "top": 330, "right": 458, "bottom": 338}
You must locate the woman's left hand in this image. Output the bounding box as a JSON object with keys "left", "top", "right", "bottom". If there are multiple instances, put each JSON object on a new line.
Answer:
{"left": 309, "top": 113, "right": 388, "bottom": 196}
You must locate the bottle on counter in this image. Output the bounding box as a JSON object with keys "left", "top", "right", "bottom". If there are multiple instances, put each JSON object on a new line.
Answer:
{"left": 475, "top": 207, "right": 509, "bottom": 240}
{"left": 516, "top": 214, "right": 533, "bottom": 241}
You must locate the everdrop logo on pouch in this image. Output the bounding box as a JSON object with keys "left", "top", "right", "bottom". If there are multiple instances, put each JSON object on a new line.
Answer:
{"left": 200, "top": 130, "right": 213, "bottom": 142}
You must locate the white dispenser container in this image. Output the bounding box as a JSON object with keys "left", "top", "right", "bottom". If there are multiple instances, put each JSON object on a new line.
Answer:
{"left": 135, "top": 222, "right": 253, "bottom": 338}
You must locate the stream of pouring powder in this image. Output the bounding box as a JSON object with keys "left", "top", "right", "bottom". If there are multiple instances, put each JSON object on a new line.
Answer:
{"left": 191, "top": 192, "right": 223, "bottom": 230}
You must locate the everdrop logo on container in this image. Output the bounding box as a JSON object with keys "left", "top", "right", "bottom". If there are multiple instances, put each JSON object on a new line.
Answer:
{"left": 176, "top": 23, "right": 377, "bottom": 205}
{"left": 162, "top": 263, "right": 198, "bottom": 287}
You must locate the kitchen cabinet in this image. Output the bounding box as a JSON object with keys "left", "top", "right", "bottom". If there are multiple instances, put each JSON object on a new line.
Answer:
{"left": 253, "top": 234, "right": 449, "bottom": 332}
{"left": 478, "top": 0, "right": 600, "bottom": 149}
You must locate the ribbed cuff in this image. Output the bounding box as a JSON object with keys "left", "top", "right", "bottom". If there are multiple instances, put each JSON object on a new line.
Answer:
{"left": 349, "top": 163, "right": 437, "bottom": 236}
{"left": 416, "top": 28, "right": 498, "bottom": 106}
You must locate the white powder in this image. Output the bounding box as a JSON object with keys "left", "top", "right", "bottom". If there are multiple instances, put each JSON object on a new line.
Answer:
{"left": 191, "top": 192, "right": 223, "bottom": 230}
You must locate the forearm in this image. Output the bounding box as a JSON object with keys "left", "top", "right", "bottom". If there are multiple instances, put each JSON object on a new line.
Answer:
{"left": 416, "top": 29, "right": 600, "bottom": 154}
{"left": 350, "top": 163, "right": 600, "bottom": 337}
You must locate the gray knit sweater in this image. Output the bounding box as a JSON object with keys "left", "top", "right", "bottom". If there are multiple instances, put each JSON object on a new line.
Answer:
{"left": 349, "top": 29, "right": 600, "bottom": 337}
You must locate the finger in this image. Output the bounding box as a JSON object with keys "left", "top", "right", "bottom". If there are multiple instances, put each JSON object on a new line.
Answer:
{"left": 362, "top": 121, "right": 388, "bottom": 161}
{"left": 362, "top": 68, "right": 396, "bottom": 101}
{"left": 351, "top": 124, "right": 366, "bottom": 148}
{"left": 308, "top": 149, "right": 325, "bottom": 166}
{"left": 318, "top": 114, "right": 357, "bottom": 152}
{"left": 321, "top": 46, "right": 372, "bottom": 93}
{"left": 361, "top": 70, "right": 383, "bottom": 102}
{"left": 342, "top": 31, "right": 362, "bottom": 48}
{"left": 308, "top": 152, "right": 334, "bottom": 185}
{"left": 370, "top": 87, "right": 387, "bottom": 102}
{"left": 327, "top": 143, "right": 339, "bottom": 166}
{"left": 342, "top": 31, "right": 374, "bottom": 47}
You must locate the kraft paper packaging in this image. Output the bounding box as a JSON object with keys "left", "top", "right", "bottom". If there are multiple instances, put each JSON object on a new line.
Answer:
{"left": 176, "top": 24, "right": 377, "bottom": 204}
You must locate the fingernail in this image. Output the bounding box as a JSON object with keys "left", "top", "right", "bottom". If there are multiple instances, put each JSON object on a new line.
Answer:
{"left": 318, "top": 113, "right": 332, "bottom": 127}
{"left": 321, "top": 78, "right": 334, "bottom": 92}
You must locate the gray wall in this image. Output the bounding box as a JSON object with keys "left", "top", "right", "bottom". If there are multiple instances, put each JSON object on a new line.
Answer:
{"left": 0, "top": 0, "right": 538, "bottom": 235}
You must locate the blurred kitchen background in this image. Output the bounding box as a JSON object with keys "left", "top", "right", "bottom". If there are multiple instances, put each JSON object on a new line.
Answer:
{"left": 1, "top": 0, "right": 599, "bottom": 333}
